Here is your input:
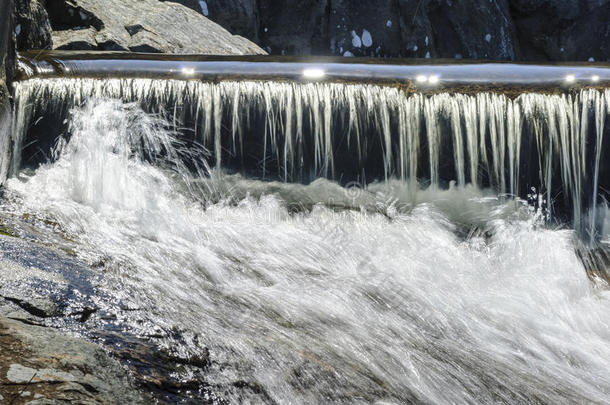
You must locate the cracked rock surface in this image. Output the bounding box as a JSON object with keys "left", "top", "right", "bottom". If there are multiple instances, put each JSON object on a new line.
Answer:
{"left": 0, "top": 317, "right": 145, "bottom": 404}
{"left": 45, "top": 0, "right": 266, "bottom": 54}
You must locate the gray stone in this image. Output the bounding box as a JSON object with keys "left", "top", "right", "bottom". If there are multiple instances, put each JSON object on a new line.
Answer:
{"left": 7, "top": 364, "right": 80, "bottom": 384}
{"left": 160, "top": 0, "right": 205, "bottom": 14}
{"left": 0, "top": 317, "right": 146, "bottom": 403}
{"left": 46, "top": 0, "right": 266, "bottom": 54}
{"left": 52, "top": 27, "right": 97, "bottom": 50}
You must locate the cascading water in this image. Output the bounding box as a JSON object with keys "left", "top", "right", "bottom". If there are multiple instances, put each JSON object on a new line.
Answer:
{"left": 1, "top": 95, "right": 609, "bottom": 404}
{"left": 2, "top": 62, "right": 610, "bottom": 403}
{"left": 10, "top": 78, "right": 609, "bottom": 240}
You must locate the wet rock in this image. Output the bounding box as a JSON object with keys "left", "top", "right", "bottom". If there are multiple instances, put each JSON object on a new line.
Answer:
{"left": 0, "top": 0, "right": 10, "bottom": 181}
{"left": 45, "top": 0, "right": 266, "bottom": 54}
{"left": 0, "top": 0, "right": 11, "bottom": 75}
{"left": 0, "top": 317, "right": 146, "bottom": 404}
{"left": 0, "top": 82, "right": 10, "bottom": 182}
{"left": 1, "top": 296, "right": 61, "bottom": 318}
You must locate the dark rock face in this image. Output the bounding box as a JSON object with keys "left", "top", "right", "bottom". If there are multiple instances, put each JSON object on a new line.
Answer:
{"left": 511, "top": 0, "right": 610, "bottom": 61}
{"left": 45, "top": 0, "right": 266, "bottom": 54}
{"left": 258, "top": 0, "right": 329, "bottom": 55}
{"left": 5, "top": 0, "right": 607, "bottom": 61}
{"left": 406, "top": 0, "right": 518, "bottom": 60}
{"left": 0, "top": 0, "right": 11, "bottom": 79}
{"left": 329, "top": 0, "right": 403, "bottom": 57}
{"left": 209, "top": 0, "right": 260, "bottom": 44}
{"left": 13, "top": 0, "right": 53, "bottom": 51}
{"left": 1, "top": 0, "right": 12, "bottom": 183}
{"left": 201, "top": 0, "right": 610, "bottom": 61}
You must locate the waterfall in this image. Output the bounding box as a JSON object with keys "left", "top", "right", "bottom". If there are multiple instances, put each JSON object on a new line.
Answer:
{"left": 10, "top": 78, "right": 610, "bottom": 239}
{"left": 3, "top": 98, "right": 610, "bottom": 404}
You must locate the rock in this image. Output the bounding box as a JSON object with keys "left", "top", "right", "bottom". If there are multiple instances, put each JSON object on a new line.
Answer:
{"left": 52, "top": 27, "right": 98, "bottom": 50}
{"left": 0, "top": 81, "right": 10, "bottom": 183}
{"left": 329, "top": 0, "right": 403, "bottom": 57}
{"left": 558, "top": 4, "right": 610, "bottom": 62}
{"left": 0, "top": 0, "right": 11, "bottom": 183}
{"left": 13, "top": 0, "right": 53, "bottom": 51}
{"left": 397, "top": 0, "right": 519, "bottom": 60}
{"left": 160, "top": 0, "right": 206, "bottom": 14}
{"left": 0, "top": 0, "right": 11, "bottom": 77}
{"left": 45, "top": 0, "right": 266, "bottom": 54}
{"left": 511, "top": 0, "right": 610, "bottom": 61}
{"left": 1, "top": 296, "right": 62, "bottom": 318}
{"left": 205, "top": 0, "right": 260, "bottom": 44}
{"left": 0, "top": 317, "right": 146, "bottom": 403}
{"left": 200, "top": 0, "right": 608, "bottom": 61}
{"left": 258, "top": 0, "right": 329, "bottom": 55}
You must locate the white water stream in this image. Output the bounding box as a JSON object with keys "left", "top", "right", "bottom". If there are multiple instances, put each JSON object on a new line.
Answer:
{"left": 3, "top": 99, "right": 610, "bottom": 404}
{"left": 11, "top": 79, "right": 610, "bottom": 241}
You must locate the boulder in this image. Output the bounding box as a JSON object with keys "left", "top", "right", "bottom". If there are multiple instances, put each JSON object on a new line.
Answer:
{"left": 45, "top": 0, "right": 266, "bottom": 54}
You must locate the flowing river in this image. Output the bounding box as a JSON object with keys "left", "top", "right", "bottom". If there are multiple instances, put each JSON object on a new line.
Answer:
{"left": 1, "top": 97, "right": 608, "bottom": 403}
{"left": 1, "top": 54, "right": 610, "bottom": 403}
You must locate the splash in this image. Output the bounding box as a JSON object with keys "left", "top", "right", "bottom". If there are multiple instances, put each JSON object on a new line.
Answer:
{"left": 3, "top": 99, "right": 610, "bottom": 404}
{"left": 10, "top": 78, "right": 610, "bottom": 239}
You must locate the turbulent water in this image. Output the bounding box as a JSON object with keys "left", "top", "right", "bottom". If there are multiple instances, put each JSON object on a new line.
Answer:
{"left": 11, "top": 79, "right": 610, "bottom": 241}
{"left": 2, "top": 99, "right": 610, "bottom": 404}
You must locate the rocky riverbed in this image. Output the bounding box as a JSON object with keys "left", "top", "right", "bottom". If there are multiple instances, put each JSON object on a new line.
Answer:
{"left": 0, "top": 227, "right": 217, "bottom": 403}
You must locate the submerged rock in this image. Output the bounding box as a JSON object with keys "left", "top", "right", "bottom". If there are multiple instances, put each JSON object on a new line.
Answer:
{"left": 45, "top": 0, "right": 266, "bottom": 54}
